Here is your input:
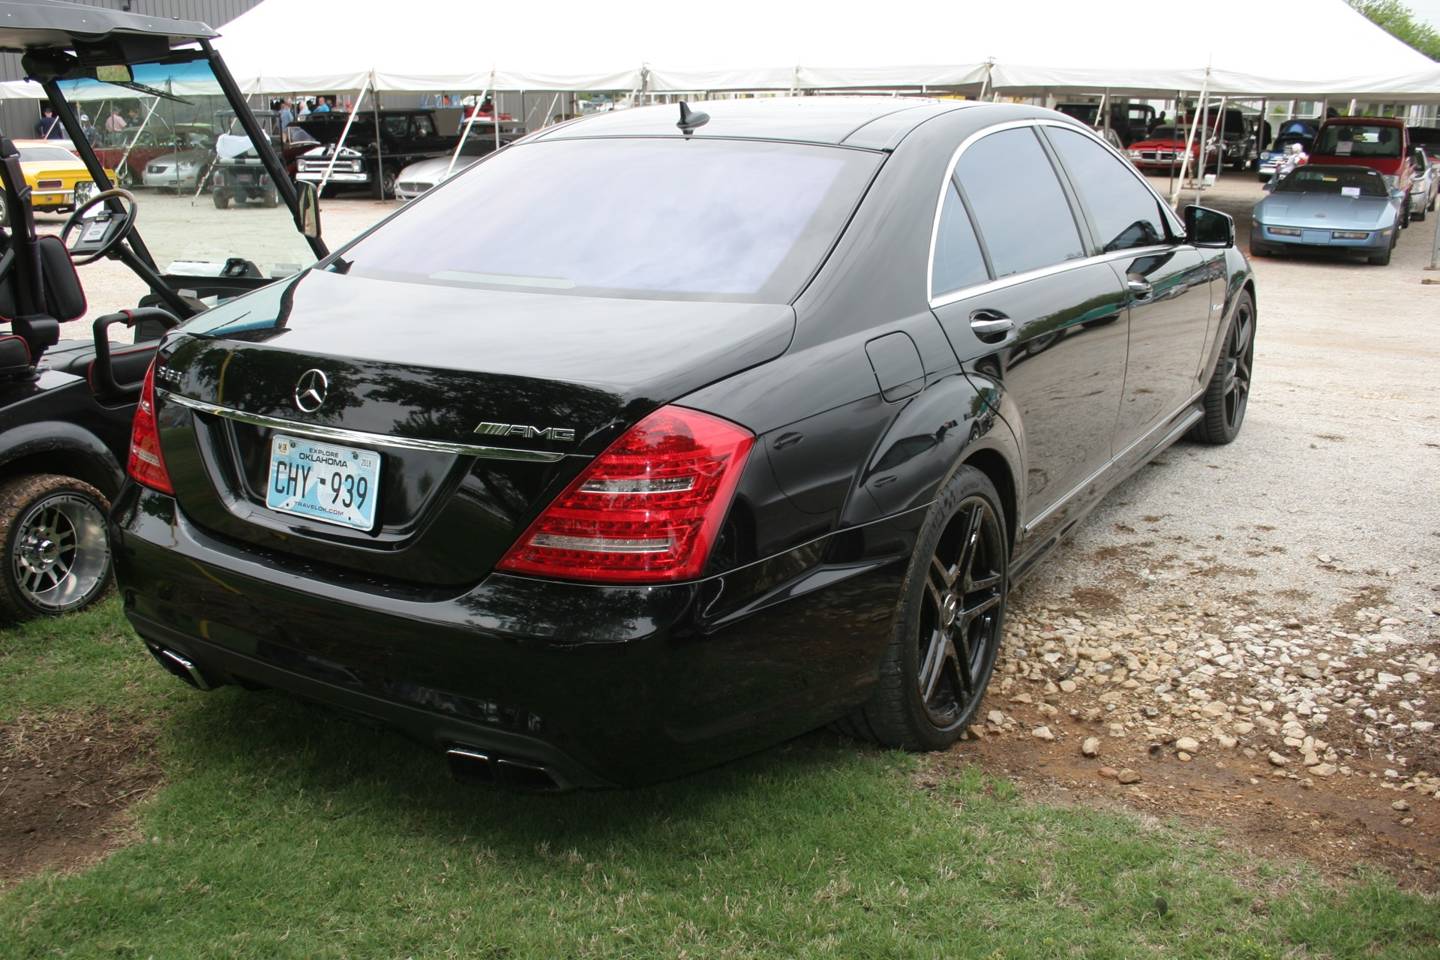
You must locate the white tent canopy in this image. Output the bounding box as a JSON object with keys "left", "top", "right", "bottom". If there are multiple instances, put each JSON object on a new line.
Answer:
{"left": 188, "top": 0, "right": 1440, "bottom": 102}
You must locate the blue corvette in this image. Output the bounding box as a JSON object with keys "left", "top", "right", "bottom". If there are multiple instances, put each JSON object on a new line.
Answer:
{"left": 1250, "top": 164, "right": 1402, "bottom": 265}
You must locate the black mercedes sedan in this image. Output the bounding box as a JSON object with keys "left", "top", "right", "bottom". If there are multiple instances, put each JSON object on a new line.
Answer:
{"left": 113, "top": 98, "right": 1255, "bottom": 789}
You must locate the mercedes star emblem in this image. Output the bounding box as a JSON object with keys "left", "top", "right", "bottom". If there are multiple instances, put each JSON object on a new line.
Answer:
{"left": 293, "top": 368, "right": 329, "bottom": 413}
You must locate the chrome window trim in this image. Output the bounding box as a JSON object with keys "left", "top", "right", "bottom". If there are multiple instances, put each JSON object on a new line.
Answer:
{"left": 926, "top": 117, "right": 1186, "bottom": 308}
{"left": 160, "top": 392, "right": 574, "bottom": 463}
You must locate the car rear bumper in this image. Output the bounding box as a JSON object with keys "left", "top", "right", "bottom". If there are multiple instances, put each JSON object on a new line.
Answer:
{"left": 112, "top": 485, "right": 900, "bottom": 787}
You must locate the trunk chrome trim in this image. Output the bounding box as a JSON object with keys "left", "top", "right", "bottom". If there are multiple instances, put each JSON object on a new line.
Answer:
{"left": 160, "top": 391, "right": 573, "bottom": 463}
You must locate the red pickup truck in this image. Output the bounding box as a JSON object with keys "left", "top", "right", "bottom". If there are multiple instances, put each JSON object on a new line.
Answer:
{"left": 1309, "top": 116, "right": 1416, "bottom": 227}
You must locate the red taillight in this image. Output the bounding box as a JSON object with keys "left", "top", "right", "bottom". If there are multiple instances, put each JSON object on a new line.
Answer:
{"left": 496, "top": 405, "right": 754, "bottom": 584}
{"left": 128, "top": 360, "right": 173, "bottom": 495}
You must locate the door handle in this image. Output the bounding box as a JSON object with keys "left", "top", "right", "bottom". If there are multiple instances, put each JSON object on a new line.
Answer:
{"left": 969, "top": 309, "right": 1014, "bottom": 343}
{"left": 1126, "top": 278, "right": 1154, "bottom": 300}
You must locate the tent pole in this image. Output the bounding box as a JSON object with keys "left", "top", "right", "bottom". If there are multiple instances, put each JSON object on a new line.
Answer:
{"left": 116, "top": 93, "right": 161, "bottom": 184}
{"left": 1348, "top": 97, "right": 1357, "bottom": 116}
{"left": 1169, "top": 90, "right": 1180, "bottom": 201}
{"left": 446, "top": 84, "right": 488, "bottom": 180}
{"left": 1195, "top": 94, "right": 1214, "bottom": 205}
{"left": 493, "top": 72, "right": 500, "bottom": 155}
{"left": 542, "top": 92, "right": 560, "bottom": 127}
{"left": 978, "top": 60, "right": 992, "bottom": 101}
{"left": 372, "top": 83, "right": 385, "bottom": 199}
{"left": 1098, "top": 88, "right": 1109, "bottom": 138}
{"left": 319, "top": 73, "right": 371, "bottom": 196}
{"left": 1211, "top": 95, "right": 1227, "bottom": 188}
{"left": 1172, "top": 71, "right": 1209, "bottom": 208}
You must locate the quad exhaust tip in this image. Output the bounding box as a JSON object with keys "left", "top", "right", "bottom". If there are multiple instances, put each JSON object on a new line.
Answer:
{"left": 146, "top": 643, "right": 215, "bottom": 691}
{"left": 445, "top": 747, "right": 564, "bottom": 792}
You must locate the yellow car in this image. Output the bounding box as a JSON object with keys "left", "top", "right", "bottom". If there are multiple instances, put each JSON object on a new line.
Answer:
{"left": 6, "top": 139, "right": 116, "bottom": 213}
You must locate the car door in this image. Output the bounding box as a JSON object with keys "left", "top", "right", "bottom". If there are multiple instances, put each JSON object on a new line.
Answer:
{"left": 1043, "top": 125, "right": 1217, "bottom": 453}
{"left": 929, "top": 124, "right": 1130, "bottom": 545}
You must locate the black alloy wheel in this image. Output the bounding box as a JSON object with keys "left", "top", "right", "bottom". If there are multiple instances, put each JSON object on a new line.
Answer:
{"left": 840, "top": 467, "right": 1009, "bottom": 750}
{"left": 1192, "top": 291, "right": 1255, "bottom": 445}
{"left": 915, "top": 497, "right": 1006, "bottom": 730}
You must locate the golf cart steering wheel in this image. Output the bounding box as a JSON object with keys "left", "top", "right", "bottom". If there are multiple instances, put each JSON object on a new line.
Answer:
{"left": 60, "top": 189, "right": 138, "bottom": 266}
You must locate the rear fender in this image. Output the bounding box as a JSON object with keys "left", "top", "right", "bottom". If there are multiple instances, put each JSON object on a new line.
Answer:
{"left": 0, "top": 421, "right": 125, "bottom": 496}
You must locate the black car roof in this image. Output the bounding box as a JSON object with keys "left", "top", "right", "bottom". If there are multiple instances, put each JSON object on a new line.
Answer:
{"left": 529, "top": 97, "right": 999, "bottom": 150}
{"left": 0, "top": 0, "right": 216, "bottom": 53}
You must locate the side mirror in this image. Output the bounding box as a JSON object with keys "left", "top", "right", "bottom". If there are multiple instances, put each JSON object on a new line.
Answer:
{"left": 1183, "top": 204, "right": 1234, "bottom": 248}
{"left": 295, "top": 179, "right": 321, "bottom": 240}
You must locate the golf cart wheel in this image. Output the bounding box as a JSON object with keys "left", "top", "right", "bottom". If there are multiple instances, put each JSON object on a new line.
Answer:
{"left": 261, "top": 189, "right": 279, "bottom": 209}
{"left": 0, "top": 474, "right": 112, "bottom": 621}
{"left": 212, "top": 189, "right": 230, "bottom": 210}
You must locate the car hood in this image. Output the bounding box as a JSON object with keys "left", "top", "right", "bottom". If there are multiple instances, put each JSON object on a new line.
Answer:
{"left": 1255, "top": 192, "right": 1395, "bottom": 229}
{"left": 397, "top": 156, "right": 462, "bottom": 183}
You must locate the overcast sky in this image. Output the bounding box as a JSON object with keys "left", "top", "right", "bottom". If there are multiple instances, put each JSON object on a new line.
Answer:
{"left": 1405, "top": 0, "right": 1440, "bottom": 31}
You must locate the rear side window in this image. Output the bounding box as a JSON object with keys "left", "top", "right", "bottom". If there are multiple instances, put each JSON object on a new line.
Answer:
{"left": 931, "top": 180, "right": 989, "bottom": 297}
{"left": 956, "top": 128, "right": 1084, "bottom": 278}
{"left": 337, "top": 138, "right": 881, "bottom": 302}
{"left": 1047, "top": 127, "right": 1168, "bottom": 252}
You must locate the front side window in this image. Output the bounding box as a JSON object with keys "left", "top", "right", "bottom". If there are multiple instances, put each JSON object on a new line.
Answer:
{"left": 1048, "top": 127, "right": 1169, "bottom": 253}
{"left": 955, "top": 127, "right": 1084, "bottom": 278}
{"left": 931, "top": 180, "right": 989, "bottom": 297}
{"left": 337, "top": 137, "right": 881, "bottom": 302}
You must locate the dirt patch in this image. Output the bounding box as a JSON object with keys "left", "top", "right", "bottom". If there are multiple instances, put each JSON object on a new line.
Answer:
{"left": 939, "top": 730, "right": 1439, "bottom": 890}
{"left": 0, "top": 713, "right": 160, "bottom": 889}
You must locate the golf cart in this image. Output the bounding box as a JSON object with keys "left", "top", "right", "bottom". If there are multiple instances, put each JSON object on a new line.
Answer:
{"left": 0, "top": 1, "right": 326, "bottom": 619}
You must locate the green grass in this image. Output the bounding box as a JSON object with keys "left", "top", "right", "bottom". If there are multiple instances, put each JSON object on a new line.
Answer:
{"left": 1, "top": 600, "right": 1437, "bottom": 959}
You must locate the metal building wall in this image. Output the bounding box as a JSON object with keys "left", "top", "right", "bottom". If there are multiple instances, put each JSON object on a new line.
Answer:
{"left": 0, "top": 0, "right": 261, "bottom": 138}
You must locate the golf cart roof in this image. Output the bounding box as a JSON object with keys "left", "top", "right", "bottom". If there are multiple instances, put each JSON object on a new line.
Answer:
{"left": 0, "top": 0, "right": 216, "bottom": 54}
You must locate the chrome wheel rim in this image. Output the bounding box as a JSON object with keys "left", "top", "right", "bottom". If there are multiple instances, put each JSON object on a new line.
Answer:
{"left": 917, "top": 496, "right": 1006, "bottom": 728}
{"left": 12, "top": 493, "right": 110, "bottom": 613}
{"left": 1222, "top": 303, "right": 1254, "bottom": 432}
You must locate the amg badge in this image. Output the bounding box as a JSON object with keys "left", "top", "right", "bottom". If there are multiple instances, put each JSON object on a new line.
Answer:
{"left": 473, "top": 422, "right": 576, "bottom": 442}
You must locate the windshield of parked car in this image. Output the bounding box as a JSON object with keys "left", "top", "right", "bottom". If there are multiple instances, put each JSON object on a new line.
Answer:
{"left": 1147, "top": 127, "right": 1181, "bottom": 141}
{"left": 1274, "top": 166, "right": 1388, "bottom": 197}
{"left": 1314, "top": 123, "right": 1402, "bottom": 158}
{"left": 43, "top": 55, "right": 315, "bottom": 282}
{"left": 18, "top": 145, "right": 78, "bottom": 163}
{"left": 336, "top": 137, "right": 881, "bottom": 302}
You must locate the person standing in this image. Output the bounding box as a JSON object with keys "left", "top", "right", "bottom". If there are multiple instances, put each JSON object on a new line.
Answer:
{"left": 35, "top": 106, "right": 64, "bottom": 139}
{"left": 279, "top": 97, "right": 295, "bottom": 132}
{"left": 105, "top": 107, "right": 127, "bottom": 145}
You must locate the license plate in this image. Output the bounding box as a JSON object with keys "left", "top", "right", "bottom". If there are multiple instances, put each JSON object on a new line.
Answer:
{"left": 265, "top": 434, "right": 380, "bottom": 531}
{"left": 1301, "top": 229, "right": 1329, "bottom": 245}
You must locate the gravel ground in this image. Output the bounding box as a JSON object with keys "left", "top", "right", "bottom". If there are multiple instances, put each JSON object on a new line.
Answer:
{"left": 40, "top": 173, "right": 1440, "bottom": 878}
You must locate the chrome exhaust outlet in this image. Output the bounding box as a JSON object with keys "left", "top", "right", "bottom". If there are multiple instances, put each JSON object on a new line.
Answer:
{"left": 445, "top": 747, "right": 563, "bottom": 791}
{"left": 445, "top": 747, "right": 496, "bottom": 784}
{"left": 146, "top": 644, "right": 215, "bottom": 691}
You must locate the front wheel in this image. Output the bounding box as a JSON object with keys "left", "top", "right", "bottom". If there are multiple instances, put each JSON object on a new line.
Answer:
{"left": 1191, "top": 291, "right": 1255, "bottom": 445}
{"left": 840, "top": 467, "right": 1009, "bottom": 751}
{"left": 212, "top": 189, "right": 230, "bottom": 210}
{"left": 0, "top": 474, "right": 112, "bottom": 621}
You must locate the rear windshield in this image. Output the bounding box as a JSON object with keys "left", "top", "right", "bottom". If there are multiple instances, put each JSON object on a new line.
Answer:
{"left": 335, "top": 137, "right": 881, "bottom": 302}
{"left": 18, "top": 146, "right": 76, "bottom": 163}
{"left": 1275, "top": 167, "right": 1387, "bottom": 197}
{"left": 1314, "top": 123, "right": 1401, "bottom": 158}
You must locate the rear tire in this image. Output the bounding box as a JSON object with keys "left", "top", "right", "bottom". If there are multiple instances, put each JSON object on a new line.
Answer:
{"left": 212, "top": 190, "right": 230, "bottom": 210}
{"left": 1191, "top": 291, "right": 1255, "bottom": 445}
{"left": 843, "top": 466, "right": 1009, "bottom": 751}
{"left": 0, "top": 474, "right": 112, "bottom": 622}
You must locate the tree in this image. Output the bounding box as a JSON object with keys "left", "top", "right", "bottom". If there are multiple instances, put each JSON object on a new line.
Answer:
{"left": 1348, "top": 0, "right": 1440, "bottom": 61}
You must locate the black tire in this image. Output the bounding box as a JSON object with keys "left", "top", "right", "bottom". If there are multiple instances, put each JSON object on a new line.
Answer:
{"left": 843, "top": 466, "right": 1009, "bottom": 751}
{"left": 380, "top": 168, "right": 398, "bottom": 200}
{"left": 0, "top": 474, "right": 112, "bottom": 622}
{"left": 1192, "top": 291, "right": 1255, "bottom": 445}
{"left": 261, "top": 189, "right": 279, "bottom": 209}
{"left": 212, "top": 190, "right": 230, "bottom": 210}
{"left": 1369, "top": 243, "right": 1393, "bottom": 266}
{"left": 1413, "top": 204, "right": 1426, "bottom": 223}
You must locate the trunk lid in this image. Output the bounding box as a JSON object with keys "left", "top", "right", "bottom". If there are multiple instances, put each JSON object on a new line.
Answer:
{"left": 157, "top": 269, "right": 792, "bottom": 589}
